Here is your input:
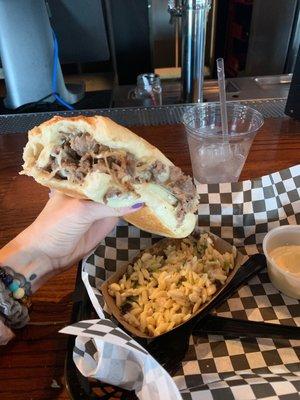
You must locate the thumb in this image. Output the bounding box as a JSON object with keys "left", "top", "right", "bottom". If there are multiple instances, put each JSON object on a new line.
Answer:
{"left": 82, "top": 201, "right": 144, "bottom": 222}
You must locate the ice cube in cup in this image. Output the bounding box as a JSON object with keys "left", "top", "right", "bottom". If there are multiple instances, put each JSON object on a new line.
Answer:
{"left": 183, "top": 103, "right": 264, "bottom": 184}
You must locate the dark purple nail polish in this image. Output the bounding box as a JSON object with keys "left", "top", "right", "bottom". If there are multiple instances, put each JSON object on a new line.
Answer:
{"left": 131, "top": 202, "right": 144, "bottom": 209}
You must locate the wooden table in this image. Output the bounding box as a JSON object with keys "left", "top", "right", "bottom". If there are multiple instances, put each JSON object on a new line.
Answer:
{"left": 0, "top": 117, "right": 300, "bottom": 400}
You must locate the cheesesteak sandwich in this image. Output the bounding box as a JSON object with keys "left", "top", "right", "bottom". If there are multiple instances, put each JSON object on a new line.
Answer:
{"left": 21, "top": 116, "right": 199, "bottom": 237}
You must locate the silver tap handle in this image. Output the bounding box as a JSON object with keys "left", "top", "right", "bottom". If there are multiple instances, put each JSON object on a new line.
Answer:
{"left": 168, "top": 0, "right": 182, "bottom": 17}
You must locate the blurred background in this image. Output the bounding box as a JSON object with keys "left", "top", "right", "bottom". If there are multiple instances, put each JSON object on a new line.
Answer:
{"left": 0, "top": 0, "right": 299, "bottom": 112}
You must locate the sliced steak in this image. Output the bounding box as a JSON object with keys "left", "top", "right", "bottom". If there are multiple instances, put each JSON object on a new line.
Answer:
{"left": 110, "top": 158, "right": 128, "bottom": 182}
{"left": 176, "top": 207, "right": 186, "bottom": 222}
{"left": 78, "top": 154, "right": 93, "bottom": 176}
{"left": 167, "top": 166, "right": 198, "bottom": 222}
{"left": 135, "top": 170, "right": 152, "bottom": 183}
{"left": 169, "top": 166, "right": 182, "bottom": 181}
{"left": 126, "top": 153, "right": 136, "bottom": 177}
{"left": 103, "top": 187, "right": 123, "bottom": 203}
{"left": 92, "top": 159, "right": 109, "bottom": 173}
{"left": 150, "top": 160, "right": 168, "bottom": 183}
{"left": 69, "top": 132, "right": 96, "bottom": 156}
{"left": 45, "top": 131, "right": 199, "bottom": 222}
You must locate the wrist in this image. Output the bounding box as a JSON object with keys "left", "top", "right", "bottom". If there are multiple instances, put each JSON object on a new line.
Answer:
{"left": 0, "top": 228, "right": 53, "bottom": 293}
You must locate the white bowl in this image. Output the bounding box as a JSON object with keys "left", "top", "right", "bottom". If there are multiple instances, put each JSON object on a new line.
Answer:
{"left": 263, "top": 225, "right": 300, "bottom": 299}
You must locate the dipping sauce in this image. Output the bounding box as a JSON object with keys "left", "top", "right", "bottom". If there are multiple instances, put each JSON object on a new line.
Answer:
{"left": 269, "top": 245, "right": 300, "bottom": 274}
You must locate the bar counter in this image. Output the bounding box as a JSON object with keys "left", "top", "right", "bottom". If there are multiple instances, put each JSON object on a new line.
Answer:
{"left": 0, "top": 116, "right": 300, "bottom": 399}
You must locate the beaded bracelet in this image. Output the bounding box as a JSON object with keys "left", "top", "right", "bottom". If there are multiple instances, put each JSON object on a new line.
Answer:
{"left": 0, "top": 266, "right": 31, "bottom": 306}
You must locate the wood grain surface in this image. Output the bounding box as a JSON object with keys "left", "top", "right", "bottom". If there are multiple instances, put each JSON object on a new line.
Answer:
{"left": 0, "top": 117, "right": 300, "bottom": 399}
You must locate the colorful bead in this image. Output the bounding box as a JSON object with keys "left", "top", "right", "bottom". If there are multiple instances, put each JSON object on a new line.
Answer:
{"left": 8, "top": 279, "right": 20, "bottom": 293}
{"left": 3, "top": 274, "right": 13, "bottom": 286}
{"left": 14, "top": 272, "right": 26, "bottom": 287}
{"left": 13, "top": 287, "right": 25, "bottom": 300}
{"left": 24, "top": 282, "right": 32, "bottom": 296}
{"left": 0, "top": 266, "right": 31, "bottom": 304}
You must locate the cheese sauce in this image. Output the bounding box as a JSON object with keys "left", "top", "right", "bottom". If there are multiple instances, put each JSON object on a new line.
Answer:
{"left": 269, "top": 245, "right": 300, "bottom": 274}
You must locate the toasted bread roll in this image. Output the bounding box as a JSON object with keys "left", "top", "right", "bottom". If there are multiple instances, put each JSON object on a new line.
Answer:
{"left": 21, "top": 116, "right": 198, "bottom": 238}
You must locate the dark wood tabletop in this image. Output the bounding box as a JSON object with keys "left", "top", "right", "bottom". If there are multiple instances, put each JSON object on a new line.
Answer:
{"left": 0, "top": 116, "right": 300, "bottom": 400}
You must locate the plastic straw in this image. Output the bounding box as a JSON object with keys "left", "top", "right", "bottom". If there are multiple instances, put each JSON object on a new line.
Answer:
{"left": 216, "top": 58, "right": 228, "bottom": 135}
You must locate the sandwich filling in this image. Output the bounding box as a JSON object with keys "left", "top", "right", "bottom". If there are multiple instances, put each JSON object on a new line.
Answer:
{"left": 44, "top": 131, "right": 198, "bottom": 221}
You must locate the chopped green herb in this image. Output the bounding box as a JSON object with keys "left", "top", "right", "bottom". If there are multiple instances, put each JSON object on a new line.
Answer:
{"left": 127, "top": 295, "right": 138, "bottom": 303}
{"left": 223, "top": 261, "right": 232, "bottom": 271}
{"left": 197, "top": 244, "right": 207, "bottom": 256}
{"left": 120, "top": 295, "right": 139, "bottom": 314}
{"left": 120, "top": 302, "right": 132, "bottom": 314}
{"left": 177, "top": 277, "right": 185, "bottom": 286}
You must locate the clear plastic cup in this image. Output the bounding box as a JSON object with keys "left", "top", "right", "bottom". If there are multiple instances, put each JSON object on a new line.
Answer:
{"left": 183, "top": 103, "right": 264, "bottom": 183}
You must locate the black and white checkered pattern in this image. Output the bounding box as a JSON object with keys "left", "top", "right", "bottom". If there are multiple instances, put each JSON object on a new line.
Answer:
{"left": 173, "top": 334, "right": 300, "bottom": 399}
{"left": 61, "top": 319, "right": 182, "bottom": 399}
{"left": 80, "top": 165, "right": 300, "bottom": 399}
{"left": 179, "top": 367, "right": 300, "bottom": 400}
{"left": 198, "top": 165, "right": 300, "bottom": 249}
{"left": 63, "top": 319, "right": 148, "bottom": 355}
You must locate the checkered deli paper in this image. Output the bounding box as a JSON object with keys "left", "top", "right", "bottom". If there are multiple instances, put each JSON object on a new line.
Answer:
{"left": 61, "top": 165, "right": 300, "bottom": 400}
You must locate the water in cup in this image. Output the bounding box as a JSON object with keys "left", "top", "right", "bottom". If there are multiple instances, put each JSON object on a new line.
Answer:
{"left": 192, "top": 139, "right": 249, "bottom": 183}
{"left": 183, "top": 103, "right": 264, "bottom": 184}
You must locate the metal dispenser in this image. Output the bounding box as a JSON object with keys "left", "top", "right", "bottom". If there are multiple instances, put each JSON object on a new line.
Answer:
{"left": 168, "top": 0, "right": 211, "bottom": 103}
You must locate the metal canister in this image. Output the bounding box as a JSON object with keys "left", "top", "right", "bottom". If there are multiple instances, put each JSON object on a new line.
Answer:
{"left": 169, "top": 0, "right": 211, "bottom": 103}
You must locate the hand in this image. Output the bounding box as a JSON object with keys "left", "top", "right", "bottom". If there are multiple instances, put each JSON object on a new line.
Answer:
{"left": 0, "top": 191, "right": 143, "bottom": 292}
{"left": 28, "top": 191, "right": 142, "bottom": 270}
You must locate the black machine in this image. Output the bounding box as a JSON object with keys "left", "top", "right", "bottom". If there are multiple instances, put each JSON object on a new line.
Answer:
{"left": 285, "top": 44, "right": 300, "bottom": 120}
{"left": 0, "top": 0, "right": 152, "bottom": 113}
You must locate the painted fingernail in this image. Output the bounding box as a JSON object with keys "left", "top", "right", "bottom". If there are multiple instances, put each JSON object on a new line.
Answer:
{"left": 131, "top": 202, "right": 144, "bottom": 209}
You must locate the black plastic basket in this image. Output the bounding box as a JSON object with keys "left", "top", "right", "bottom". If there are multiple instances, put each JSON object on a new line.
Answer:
{"left": 64, "top": 254, "right": 300, "bottom": 399}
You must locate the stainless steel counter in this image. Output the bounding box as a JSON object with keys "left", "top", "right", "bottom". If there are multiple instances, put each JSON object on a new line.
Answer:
{"left": 0, "top": 74, "right": 292, "bottom": 133}
{"left": 0, "top": 98, "right": 287, "bottom": 134}
{"left": 113, "top": 74, "right": 291, "bottom": 107}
